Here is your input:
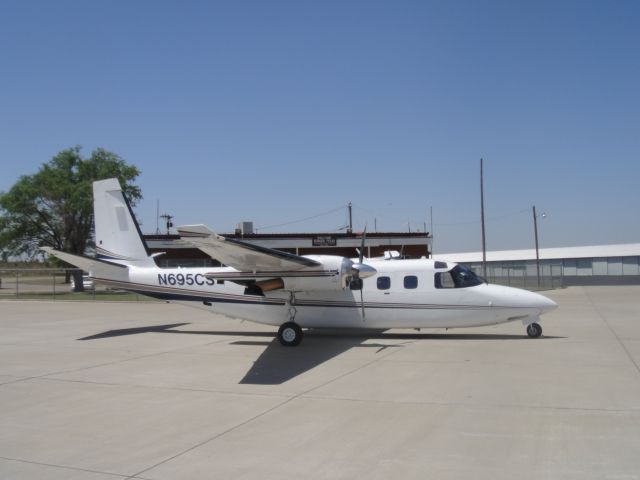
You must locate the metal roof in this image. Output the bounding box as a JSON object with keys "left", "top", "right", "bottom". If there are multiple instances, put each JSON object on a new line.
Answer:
{"left": 433, "top": 243, "right": 640, "bottom": 263}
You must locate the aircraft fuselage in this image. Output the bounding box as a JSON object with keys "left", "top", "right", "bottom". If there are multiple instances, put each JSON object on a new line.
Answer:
{"left": 93, "top": 258, "right": 556, "bottom": 330}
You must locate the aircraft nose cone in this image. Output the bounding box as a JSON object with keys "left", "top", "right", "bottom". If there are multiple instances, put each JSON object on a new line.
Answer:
{"left": 529, "top": 291, "right": 558, "bottom": 313}
{"left": 538, "top": 295, "right": 558, "bottom": 313}
{"left": 490, "top": 285, "right": 558, "bottom": 315}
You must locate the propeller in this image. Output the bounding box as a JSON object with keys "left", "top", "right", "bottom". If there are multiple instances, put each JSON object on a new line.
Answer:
{"left": 350, "top": 227, "right": 376, "bottom": 319}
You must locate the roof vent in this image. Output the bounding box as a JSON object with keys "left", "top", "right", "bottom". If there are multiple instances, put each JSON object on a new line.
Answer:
{"left": 236, "top": 221, "right": 254, "bottom": 235}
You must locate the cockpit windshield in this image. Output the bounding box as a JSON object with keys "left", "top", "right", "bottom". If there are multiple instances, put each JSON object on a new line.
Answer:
{"left": 435, "top": 265, "right": 485, "bottom": 289}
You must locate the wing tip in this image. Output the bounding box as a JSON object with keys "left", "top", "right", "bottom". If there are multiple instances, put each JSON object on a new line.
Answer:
{"left": 177, "top": 224, "right": 217, "bottom": 238}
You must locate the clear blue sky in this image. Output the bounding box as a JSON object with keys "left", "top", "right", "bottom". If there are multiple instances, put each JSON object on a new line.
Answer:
{"left": 1, "top": 0, "right": 638, "bottom": 253}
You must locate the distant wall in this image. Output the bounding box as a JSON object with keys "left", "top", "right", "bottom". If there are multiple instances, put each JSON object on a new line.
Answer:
{"left": 464, "top": 256, "right": 640, "bottom": 288}
{"left": 562, "top": 276, "right": 640, "bottom": 286}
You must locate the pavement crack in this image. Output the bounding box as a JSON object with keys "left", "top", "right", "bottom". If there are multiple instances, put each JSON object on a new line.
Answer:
{"left": 128, "top": 340, "right": 407, "bottom": 479}
{"left": 0, "top": 455, "right": 138, "bottom": 478}
{"left": 583, "top": 287, "right": 640, "bottom": 379}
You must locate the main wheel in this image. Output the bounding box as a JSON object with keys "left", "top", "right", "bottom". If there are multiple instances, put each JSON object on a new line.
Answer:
{"left": 277, "top": 322, "right": 303, "bottom": 347}
{"left": 526, "top": 322, "right": 542, "bottom": 338}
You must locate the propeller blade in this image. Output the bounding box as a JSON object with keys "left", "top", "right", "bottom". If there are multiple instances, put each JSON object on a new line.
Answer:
{"left": 352, "top": 227, "right": 369, "bottom": 321}
{"left": 358, "top": 226, "right": 367, "bottom": 265}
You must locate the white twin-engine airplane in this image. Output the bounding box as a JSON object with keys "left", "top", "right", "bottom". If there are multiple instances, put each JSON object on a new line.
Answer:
{"left": 43, "top": 178, "right": 557, "bottom": 346}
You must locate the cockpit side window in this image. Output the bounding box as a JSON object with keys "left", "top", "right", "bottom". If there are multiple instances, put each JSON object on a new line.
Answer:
{"left": 435, "top": 265, "right": 483, "bottom": 289}
{"left": 452, "top": 265, "right": 484, "bottom": 287}
{"left": 435, "top": 271, "right": 456, "bottom": 288}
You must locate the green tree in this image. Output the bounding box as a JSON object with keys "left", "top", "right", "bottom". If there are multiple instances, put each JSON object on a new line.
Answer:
{"left": 0, "top": 146, "right": 142, "bottom": 290}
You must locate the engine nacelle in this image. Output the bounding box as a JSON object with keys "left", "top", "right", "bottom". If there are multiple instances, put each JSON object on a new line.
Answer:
{"left": 259, "top": 255, "right": 354, "bottom": 293}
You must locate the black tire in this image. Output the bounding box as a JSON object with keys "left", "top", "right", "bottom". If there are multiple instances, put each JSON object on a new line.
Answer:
{"left": 526, "top": 322, "right": 543, "bottom": 338}
{"left": 277, "top": 322, "right": 303, "bottom": 347}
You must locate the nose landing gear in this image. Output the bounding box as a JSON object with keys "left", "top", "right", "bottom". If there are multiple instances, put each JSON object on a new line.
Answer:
{"left": 526, "top": 322, "right": 543, "bottom": 338}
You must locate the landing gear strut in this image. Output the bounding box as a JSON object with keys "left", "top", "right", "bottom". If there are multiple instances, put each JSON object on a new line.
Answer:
{"left": 526, "top": 322, "right": 543, "bottom": 338}
{"left": 277, "top": 292, "right": 303, "bottom": 346}
{"left": 278, "top": 322, "right": 303, "bottom": 346}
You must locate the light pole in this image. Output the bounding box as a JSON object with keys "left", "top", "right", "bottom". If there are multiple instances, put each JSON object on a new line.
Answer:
{"left": 532, "top": 206, "right": 546, "bottom": 288}
{"left": 480, "top": 159, "right": 487, "bottom": 279}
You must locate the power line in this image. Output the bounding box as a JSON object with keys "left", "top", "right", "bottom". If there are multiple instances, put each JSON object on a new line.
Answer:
{"left": 434, "top": 208, "right": 530, "bottom": 227}
{"left": 256, "top": 205, "right": 346, "bottom": 231}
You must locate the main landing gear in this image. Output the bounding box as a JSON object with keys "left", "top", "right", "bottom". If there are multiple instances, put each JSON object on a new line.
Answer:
{"left": 277, "top": 322, "right": 303, "bottom": 346}
{"left": 526, "top": 322, "right": 543, "bottom": 338}
{"left": 277, "top": 292, "right": 303, "bottom": 346}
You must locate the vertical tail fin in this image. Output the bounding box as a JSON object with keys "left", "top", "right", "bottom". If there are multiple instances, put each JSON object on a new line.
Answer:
{"left": 93, "top": 178, "right": 156, "bottom": 267}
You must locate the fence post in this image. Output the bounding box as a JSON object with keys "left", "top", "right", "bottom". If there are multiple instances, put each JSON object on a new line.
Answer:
{"left": 15, "top": 272, "right": 19, "bottom": 298}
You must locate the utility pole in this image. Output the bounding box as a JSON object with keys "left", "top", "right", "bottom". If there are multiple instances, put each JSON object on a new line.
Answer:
{"left": 155, "top": 200, "right": 160, "bottom": 234}
{"left": 160, "top": 213, "right": 174, "bottom": 235}
{"left": 430, "top": 205, "right": 434, "bottom": 256}
{"left": 347, "top": 202, "right": 353, "bottom": 234}
{"left": 533, "top": 205, "right": 540, "bottom": 289}
{"left": 480, "top": 158, "right": 487, "bottom": 278}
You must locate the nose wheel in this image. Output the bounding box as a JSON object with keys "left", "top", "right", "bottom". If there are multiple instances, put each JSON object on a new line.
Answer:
{"left": 278, "top": 322, "right": 303, "bottom": 346}
{"left": 526, "top": 322, "right": 543, "bottom": 338}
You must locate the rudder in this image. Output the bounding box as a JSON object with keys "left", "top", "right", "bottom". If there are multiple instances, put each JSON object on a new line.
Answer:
{"left": 93, "top": 178, "right": 155, "bottom": 267}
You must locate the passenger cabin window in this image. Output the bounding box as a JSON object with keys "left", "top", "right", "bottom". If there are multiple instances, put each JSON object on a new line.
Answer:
{"left": 377, "top": 276, "right": 391, "bottom": 290}
{"left": 435, "top": 265, "right": 483, "bottom": 289}
{"left": 404, "top": 275, "right": 418, "bottom": 289}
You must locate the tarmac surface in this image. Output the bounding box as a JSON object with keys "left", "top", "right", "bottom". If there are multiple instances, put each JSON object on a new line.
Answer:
{"left": 1, "top": 286, "right": 639, "bottom": 479}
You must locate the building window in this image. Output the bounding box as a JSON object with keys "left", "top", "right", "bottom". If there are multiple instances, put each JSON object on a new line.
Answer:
{"left": 593, "top": 257, "right": 607, "bottom": 276}
{"left": 623, "top": 257, "right": 639, "bottom": 275}
{"left": 607, "top": 257, "right": 623, "bottom": 275}
{"left": 577, "top": 259, "right": 593, "bottom": 276}
{"left": 563, "top": 259, "right": 577, "bottom": 276}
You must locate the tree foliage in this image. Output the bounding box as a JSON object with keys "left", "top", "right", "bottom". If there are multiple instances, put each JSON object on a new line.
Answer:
{"left": 0, "top": 147, "right": 141, "bottom": 259}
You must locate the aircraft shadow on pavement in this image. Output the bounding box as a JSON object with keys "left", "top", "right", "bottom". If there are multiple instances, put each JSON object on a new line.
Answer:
{"left": 235, "top": 334, "right": 402, "bottom": 385}
{"left": 78, "top": 323, "right": 191, "bottom": 340}
{"left": 78, "top": 324, "right": 564, "bottom": 384}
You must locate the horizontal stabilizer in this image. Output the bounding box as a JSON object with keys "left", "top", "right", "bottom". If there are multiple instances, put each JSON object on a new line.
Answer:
{"left": 41, "top": 247, "right": 127, "bottom": 277}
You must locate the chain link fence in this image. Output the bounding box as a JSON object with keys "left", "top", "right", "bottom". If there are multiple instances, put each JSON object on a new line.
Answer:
{"left": 1, "top": 263, "right": 563, "bottom": 303}
{"left": 0, "top": 268, "right": 157, "bottom": 301}
{"left": 467, "top": 261, "right": 564, "bottom": 291}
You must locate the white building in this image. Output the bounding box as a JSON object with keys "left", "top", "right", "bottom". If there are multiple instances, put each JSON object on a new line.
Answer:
{"left": 433, "top": 243, "right": 640, "bottom": 286}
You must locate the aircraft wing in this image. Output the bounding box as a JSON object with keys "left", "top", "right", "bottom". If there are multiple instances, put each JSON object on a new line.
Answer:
{"left": 177, "top": 225, "right": 322, "bottom": 272}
